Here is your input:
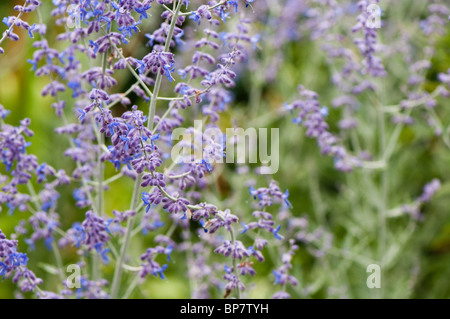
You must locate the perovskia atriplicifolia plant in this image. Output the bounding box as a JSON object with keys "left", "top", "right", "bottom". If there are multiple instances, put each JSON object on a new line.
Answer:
{"left": 0, "top": 0, "right": 449, "bottom": 299}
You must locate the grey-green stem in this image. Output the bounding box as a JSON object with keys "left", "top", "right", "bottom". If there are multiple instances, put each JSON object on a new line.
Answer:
{"left": 146, "top": 0, "right": 183, "bottom": 130}
{"left": 110, "top": 174, "right": 142, "bottom": 298}
{"left": 110, "top": 0, "right": 183, "bottom": 298}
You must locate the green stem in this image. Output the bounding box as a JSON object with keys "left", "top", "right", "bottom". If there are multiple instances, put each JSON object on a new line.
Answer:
{"left": 376, "top": 91, "right": 387, "bottom": 299}
{"left": 110, "top": 175, "right": 142, "bottom": 298}
{"left": 51, "top": 241, "right": 65, "bottom": 284}
{"left": 0, "top": 1, "right": 25, "bottom": 46}
{"left": 185, "top": 230, "right": 197, "bottom": 298}
{"left": 178, "top": 0, "right": 227, "bottom": 16}
{"left": 122, "top": 275, "right": 141, "bottom": 299}
{"left": 61, "top": 112, "right": 97, "bottom": 213}
{"left": 111, "top": 42, "right": 154, "bottom": 99}
{"left": 110, "top": 0, "right": 192, "bottom": 299}
{"left": 97, "top": 133, "right": 104, "bottom": 216}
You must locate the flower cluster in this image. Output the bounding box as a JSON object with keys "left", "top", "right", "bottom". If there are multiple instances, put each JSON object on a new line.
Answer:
{"left": 400, "top": 179, "right": 441, "bottom": 220}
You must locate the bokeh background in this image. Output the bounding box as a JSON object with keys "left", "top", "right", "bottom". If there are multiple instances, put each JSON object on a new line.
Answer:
{"left": 0, "top": 0, "right": 449, "bottom": 298}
